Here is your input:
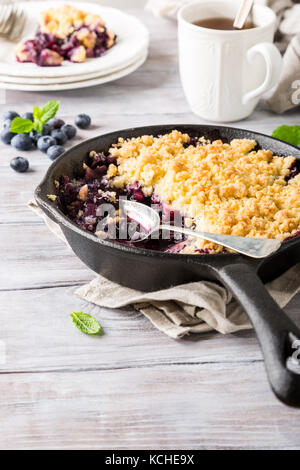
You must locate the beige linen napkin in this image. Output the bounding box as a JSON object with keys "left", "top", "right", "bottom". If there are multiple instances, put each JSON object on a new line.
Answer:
{"left": 146, "top": 0, "right": 300, "bottom": 114}
{"left": 267, "top": 33, "right": 300, "bottom": 112}
{"left": 29, "top": 200, "right": 300, "bottom": 339}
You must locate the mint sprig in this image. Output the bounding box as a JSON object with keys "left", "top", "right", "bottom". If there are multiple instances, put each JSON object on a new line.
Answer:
{"left": 34, "top": 100, "right": 60, "bottom": 133}
{"left": 10, "top": 100, "right": 60, "bottom": 134}
{"left": 272, "top": 125, "right": 300, "bottom": 147}
{"left": 70, "top": 311, "right": 102, "bottom": 336}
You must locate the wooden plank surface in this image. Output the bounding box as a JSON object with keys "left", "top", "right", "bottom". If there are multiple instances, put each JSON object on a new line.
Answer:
{"left": 0, "top": 8, "right": 300, "bottom": 450}
{"left": 1, "top": 364, "right": 300, "bottom": 450}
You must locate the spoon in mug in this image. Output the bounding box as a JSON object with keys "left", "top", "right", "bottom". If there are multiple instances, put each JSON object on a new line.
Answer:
{"left": 233, "top": 0, "right": 254, "bottom": 29}
{"left": 120, "top": 200, "right": 281, "bottom": 259}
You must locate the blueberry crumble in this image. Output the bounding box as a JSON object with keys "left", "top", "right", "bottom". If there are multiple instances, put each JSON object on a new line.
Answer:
{"left": 16, "top": 5, "right": 116, "bottom": 67}
{"left": 49, "top": 130, "right": 300, "bottom": 254}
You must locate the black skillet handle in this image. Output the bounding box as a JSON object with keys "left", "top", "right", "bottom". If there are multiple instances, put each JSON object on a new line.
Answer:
{"left": 217, "top": 263, "right": 300, "bottom": 407}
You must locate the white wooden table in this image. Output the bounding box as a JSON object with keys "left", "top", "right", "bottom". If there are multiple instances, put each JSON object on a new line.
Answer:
{"left": 1, "top": 9, "right": 300, "bottom": 450}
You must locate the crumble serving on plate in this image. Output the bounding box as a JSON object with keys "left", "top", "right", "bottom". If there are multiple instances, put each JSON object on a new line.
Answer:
{"left": 16, "top": 4, "right": 116, "bottom": 67}
{"left": 51, "top": 131, "right": 300, "bottom": 255}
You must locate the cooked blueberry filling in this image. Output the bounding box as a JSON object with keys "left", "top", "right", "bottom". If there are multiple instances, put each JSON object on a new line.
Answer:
{"left": 53, "top": 155, "right": 185, "bottom": 252}
{"left": 16, "top": 27, "right": 116, "bottom": 67}
{"left": 286, "top": 159, "right": 300, "bottom": 183}
{"left": 50, "top": 132, "right": 300, "bottom": 255}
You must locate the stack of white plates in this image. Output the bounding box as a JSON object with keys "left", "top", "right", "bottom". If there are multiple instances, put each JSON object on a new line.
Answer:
{"left": 0, "top": 2, "right": 149, "bottom": 91}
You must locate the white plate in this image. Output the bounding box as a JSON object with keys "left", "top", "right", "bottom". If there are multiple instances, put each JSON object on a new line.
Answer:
{"left": 0, "top": 2, "right": 149, "bottom": 78}
{"left": 0, "top": 51, "right": 147, "bottom": 91}
{"left": 0, "top": 47, "right": 148, "bottom": 84}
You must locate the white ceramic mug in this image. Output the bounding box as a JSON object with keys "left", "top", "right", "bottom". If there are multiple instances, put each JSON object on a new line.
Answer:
{"left": 178, "top": 0, "right": 282, "bottom": 122}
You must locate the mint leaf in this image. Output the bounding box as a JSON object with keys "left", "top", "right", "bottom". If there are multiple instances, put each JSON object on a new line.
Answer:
{"left": 33, "top": 105, "right": 42, "bottom": 121}
{"left": 272, "top": 125, "right": 300, "bottom": 147}
{"left": 32, "top": 101, "right": 59, "bottom": 133}
{"left": 32, "top": 105, "right": 43, "bottom": 133}
{"left": 10, "top": 117, "right": 34, "bottom": 134}
{"left": 40, "top": 100, "right": 60, "bottom": 124}
{"left": 33, "top": 106, "right": 41, "bottom": 121}
{"left": 33, "top": 119, "right": 44, "bottom": 134}
{"left": 70, "top": 312, "right": 102, "bottom": 335}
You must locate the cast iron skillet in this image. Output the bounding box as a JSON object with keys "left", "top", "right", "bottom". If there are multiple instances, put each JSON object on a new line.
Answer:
{"left": 35, "top": 124, "right": 300, "bottom": 407}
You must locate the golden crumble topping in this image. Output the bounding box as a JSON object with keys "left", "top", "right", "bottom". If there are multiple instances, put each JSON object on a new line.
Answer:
{"left": 40, "top": 4, "right": 105, "bottom": 39}
{"left": 108, "top": 130, "right": 300, "bottom": 253}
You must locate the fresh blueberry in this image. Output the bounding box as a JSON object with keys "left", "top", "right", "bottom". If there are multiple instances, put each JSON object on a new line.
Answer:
{"left": 29, "top": 130, "right": 41, "bottom": 145}
{"left": 61, "top": 124, "right": 76, "bottom": 140}
{"left": 75, "top": 114, "right": 91, "bottom": 129}
{"left": 22, "top": 112, "right": 34, "bottom": 121}
{"left": 3, "top": 119, "right": 12, "bottom": 129}
{"left": 11, "top": 133, "right": 33, "bottom": 151}
{"left": 48, "top": 118, "right": 65, "bottom": 129}
{"left": 0, "top": 129, "right": 15, "bottom": 144}
{"left": 37, "top": 135, "right": 57, "bottom": 153}
{"left": 10, "top": 156, "right": 29, "bottom": 173}
{"left": 51, "top": 129, "right": 68, "bottom": 145}
{"left": 47, "top": 145, "right": 65, "bottom": 160}
{"left": 3, "top": 111, "right": 19, "bottom": 121}
{"left": 42, "top": 123, "right": 52, "bottom": 135}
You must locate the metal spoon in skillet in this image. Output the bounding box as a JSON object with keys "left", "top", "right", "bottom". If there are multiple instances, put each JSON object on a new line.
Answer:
{"left": 121, "top": 200, "right": 281, "bottom": 258}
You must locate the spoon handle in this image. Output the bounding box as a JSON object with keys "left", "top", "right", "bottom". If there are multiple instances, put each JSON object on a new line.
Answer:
{"left": 233, "top": 0, "right": 254, "bottom": 29}
{"left": 160, "top": 224, "right": 281, "bottom": 258}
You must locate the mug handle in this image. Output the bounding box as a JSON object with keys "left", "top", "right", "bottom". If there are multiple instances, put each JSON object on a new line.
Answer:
{"left": 243, "top": 42, "right": 282, "bottom": 104}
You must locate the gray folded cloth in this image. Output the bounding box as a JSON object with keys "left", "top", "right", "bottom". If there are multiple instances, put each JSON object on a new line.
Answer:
{"left": 146, "top": 0, "right": 300, "bottom": 114}
{"left": 267, "top": 33, "right": 300, "bottom": 112}
{"left": 29, "top": 200, "right": 300, "bottom": 339}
